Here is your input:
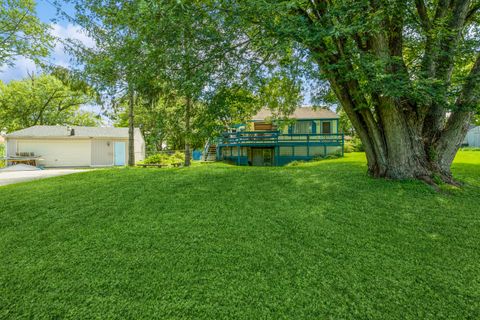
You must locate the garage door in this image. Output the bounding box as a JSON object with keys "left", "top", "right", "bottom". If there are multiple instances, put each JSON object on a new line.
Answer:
{"left": 17, "top": 140, "right": 92, "bottom": 167}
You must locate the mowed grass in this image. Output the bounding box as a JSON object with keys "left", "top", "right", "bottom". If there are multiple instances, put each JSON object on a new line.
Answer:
{"left": 0, "top": 152, "right": 479, "bottom": 319}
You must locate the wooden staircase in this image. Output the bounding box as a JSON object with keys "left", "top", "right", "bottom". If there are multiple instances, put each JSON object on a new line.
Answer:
{"left": 203, "top": 142, "right": 217, "bottom": 162}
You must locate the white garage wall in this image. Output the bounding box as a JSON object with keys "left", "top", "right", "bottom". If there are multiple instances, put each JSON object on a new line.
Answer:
{"left": 6, "top": 139, "right": 17, "bottom": 156}
{"left": 17, "top": 139, "right": 92, "bottom": 167}
{"left": 91, "top": 139, "right": 114, "bottom": 166}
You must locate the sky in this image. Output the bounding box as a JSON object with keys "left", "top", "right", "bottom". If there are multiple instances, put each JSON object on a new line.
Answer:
{"left": 0, "top": 0, "right": 90, "bottom": 83}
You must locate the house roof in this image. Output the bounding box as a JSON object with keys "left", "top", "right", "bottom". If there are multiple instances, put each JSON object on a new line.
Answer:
{"left": 252, "top": 107, "right": 339, "bottom": 121}
{"left": 5, "top": 125, "right": 142, "bottom": 139}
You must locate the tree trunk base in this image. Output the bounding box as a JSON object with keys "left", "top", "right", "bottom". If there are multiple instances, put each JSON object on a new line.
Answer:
{"left": 367, "top": 157, "right": 460, "bottom": 189}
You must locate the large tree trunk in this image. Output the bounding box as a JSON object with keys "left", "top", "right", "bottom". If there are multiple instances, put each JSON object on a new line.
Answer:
{"left": 329, "top": 74, "right": 473, "bottom": 183}
{"left": 128, "top": 89, "right": 135, "bottom": 167}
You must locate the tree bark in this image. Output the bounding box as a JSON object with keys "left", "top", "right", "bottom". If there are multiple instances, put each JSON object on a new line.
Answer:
{"left": 128, "top": 89, "right": 135, "bottom": 167}
{"left": 184, "top": 95, "right": 192, "bottom": 167}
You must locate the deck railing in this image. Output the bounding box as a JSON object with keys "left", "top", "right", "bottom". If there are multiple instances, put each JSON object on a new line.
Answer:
{"left": 217, "top": 131, "right": 344, "bottom": 146}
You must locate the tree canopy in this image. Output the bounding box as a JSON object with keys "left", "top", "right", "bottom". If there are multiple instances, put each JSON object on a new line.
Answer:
{"left": 0, "top": 73, "right": 100, "bottom": 132}
{"left": 0, "top": 0, "right": 52, "bottom": 67}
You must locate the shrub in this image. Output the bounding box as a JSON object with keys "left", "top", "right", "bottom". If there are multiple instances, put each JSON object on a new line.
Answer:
{"left": 140, "top": 152, "right": 185, "bottom": 166}
{"left": 171, "top": 151, "right": 185, "bottom": 163}
{"left": 351, "top": 137, "right": 365, "bottom": 152}
{"left": 142, "top": 153, "right": 171, "bottom": 165}
{"left": 343, "top": 141, "right": 354, "bottom": 153}
{"left": 0, "top": 143, "right": 5, "bottom": 168}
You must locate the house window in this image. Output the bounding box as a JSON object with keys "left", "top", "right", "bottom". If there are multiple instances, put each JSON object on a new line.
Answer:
{"left": 322, "top": 121, "right": 331, "bottom": 134}
{"left": 294, "top": 121, "right": 312, "bottom": 134}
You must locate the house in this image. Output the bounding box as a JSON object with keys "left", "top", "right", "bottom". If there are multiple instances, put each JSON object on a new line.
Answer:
{"left": 4, "top": 126, "right": 145, "bottom": 167}
{"left": 215, "top": 107, "right": 344, "bottom": 166}
{"left": 464, "top": 126, "right": 480, "bottom": 147}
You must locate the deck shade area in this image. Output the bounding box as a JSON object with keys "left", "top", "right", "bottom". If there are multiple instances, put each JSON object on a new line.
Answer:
{"left": 217, "top": 117, "right": 344, "bottom": 166}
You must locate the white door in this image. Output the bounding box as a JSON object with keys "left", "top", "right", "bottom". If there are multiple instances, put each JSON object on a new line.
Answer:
{"left": 17, "top": 140, "right": 91, "bottom": 167}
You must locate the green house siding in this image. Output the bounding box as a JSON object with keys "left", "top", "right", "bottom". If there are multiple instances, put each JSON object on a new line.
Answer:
{"left": 216, "top": 118, "right": 344, "bottom": 166}
{"left": 280, "top": 119, "right": 338, "bottom": 135}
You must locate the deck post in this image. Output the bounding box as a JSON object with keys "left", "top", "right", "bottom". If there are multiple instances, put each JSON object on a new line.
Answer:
{"left": 237, "top": 145, "right": 241, "bottom": 165}
{"left": 307, "top": 135, "right": 310, "bottom": 157}
{"left": 275, "top": 145, "right": 279, "bottom": 165}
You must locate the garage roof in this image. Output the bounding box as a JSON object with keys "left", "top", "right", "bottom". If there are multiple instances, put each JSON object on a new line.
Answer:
{"left": 252, "top": 107, "right": 339, "bottom": 121}
{"left": 5, "top": 125, "right": 142, "bottom": 139}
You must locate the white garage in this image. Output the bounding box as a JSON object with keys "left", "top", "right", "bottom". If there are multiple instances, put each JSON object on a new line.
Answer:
{"left": 4, "top": 126, "right": 145, "bottom": 168}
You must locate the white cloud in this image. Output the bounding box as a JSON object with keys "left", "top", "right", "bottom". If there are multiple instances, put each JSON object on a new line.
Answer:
{"left": 0, "top": 23, "right": 94, "bottom": 83}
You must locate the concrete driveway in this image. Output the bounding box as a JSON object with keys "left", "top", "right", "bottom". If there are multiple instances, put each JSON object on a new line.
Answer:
{"left": 0, "top": 169, "right": 89, "bottom": 187}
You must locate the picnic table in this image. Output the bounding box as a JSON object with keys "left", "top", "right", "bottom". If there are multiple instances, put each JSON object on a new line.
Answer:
{"left": 3, "top": 156, "right": 43, "bottom": 167}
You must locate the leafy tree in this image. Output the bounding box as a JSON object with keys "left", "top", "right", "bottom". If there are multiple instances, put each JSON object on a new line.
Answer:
{"left": 0, "top": 0, "right": 52, "bottom": 67}
{"left": 224, "top": 0, "right": 480, "bottom": 183}
{"left": 201, "top": 85, "right": 261, "bottom": 133}
{"left": 0, "top": 74, "right": 99, "bottom": 132}
{"left": 70, "top": 0, "right": 262, "bottom": 166}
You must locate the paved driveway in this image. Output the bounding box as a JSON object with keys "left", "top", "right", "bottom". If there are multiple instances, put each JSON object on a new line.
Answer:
{"left": 0, "top": 169, "right": 89, "bottom": 187}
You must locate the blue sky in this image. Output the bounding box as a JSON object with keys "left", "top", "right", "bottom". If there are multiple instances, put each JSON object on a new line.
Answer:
{"left": 0, "top": 0, "right": 87, "bottom": 82}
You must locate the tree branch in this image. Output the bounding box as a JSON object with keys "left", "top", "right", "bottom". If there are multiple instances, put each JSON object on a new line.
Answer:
{"left": 415, "top": 0, "right": 431, "bottom": 31}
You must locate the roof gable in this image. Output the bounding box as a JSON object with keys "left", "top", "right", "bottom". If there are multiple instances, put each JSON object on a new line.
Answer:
{"left": 252, "top": 107, "right": 339, "bottom": 121}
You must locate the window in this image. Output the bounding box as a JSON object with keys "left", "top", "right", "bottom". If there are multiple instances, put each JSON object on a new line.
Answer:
{"left": 322, "top": 121, "right": 331, "bottom": 134}
{"left": 294, "top": 121, "right": 312, "bottom": 134}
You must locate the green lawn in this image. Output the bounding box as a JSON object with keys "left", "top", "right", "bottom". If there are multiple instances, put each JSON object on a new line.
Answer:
{"left": 1, "top": 152, "right": 479, "bottom": 319}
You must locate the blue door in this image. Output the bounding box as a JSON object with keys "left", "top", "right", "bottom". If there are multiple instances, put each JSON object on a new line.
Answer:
{"left": 114, "top": 142, "right": 126, "bottom": 166}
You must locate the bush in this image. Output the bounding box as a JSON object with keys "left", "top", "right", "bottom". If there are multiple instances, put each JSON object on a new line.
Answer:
{"left": 343, "top": 141, "right": 354, "bottom": 153}
{"left": 351, "top": 137, "right": 365, "bottom": 152}
{"left": 0, "top": 143, "right": 5, "bottom": 168}
{"left": 140, "top": 152, "right": 186, "bottom": 166}
{"left": 171, "top": 151, "right": 185, "bottom": 163}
